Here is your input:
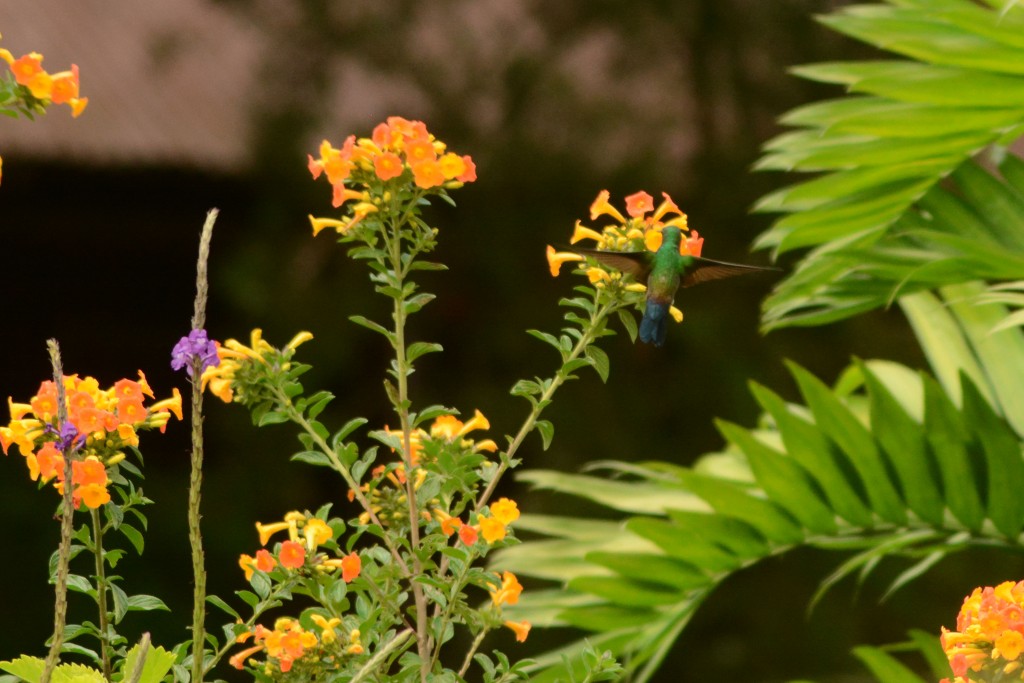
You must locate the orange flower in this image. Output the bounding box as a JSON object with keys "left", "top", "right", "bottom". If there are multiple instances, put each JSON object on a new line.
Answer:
{"left": 278, "top": 540, "right": 306, "bottom": 569}
{"left": 458, "top": 524, "right": 479, "bottom": 546}
{"left": 36, "top": 442, "right": 64, "bottom": 482}
{"left": 373, "top": 152, "right": 404, "bottom": 181}
{"left": 10, "top": 52, "right": 44, "bottom": 86}
{"left": 404, "top": 138, "right": 436, "bottom": 165}
{"left": 255, "top": 548, "right": 276, "bottom": 573}
{"left": 504, "top": 620, "right": 531, "bottom": 642}
{"left": 117, "top": 397, "right": 147, "bottom": 424}
{"left": 456, "top": 155, "right": 477, "bottom": 183}
{"left": 341, "top": 551, "right": 361, "bottom": 582}
{"left": 113, "top": 378, "right": 144, "bottom": 402}
{"left": 624, "top": 191, "right": 654, "bottom": 218}
{"left": 229, "top": 644, "right": 264, "bottom": 670}
{"left": 49, "top": 65, "right": 80, "bottom": 105}
{"left": 489, "top": 571, "right": 523, "bottom": 607}
{"left": 411, "top": 159, "right": 445, "bottom": 189}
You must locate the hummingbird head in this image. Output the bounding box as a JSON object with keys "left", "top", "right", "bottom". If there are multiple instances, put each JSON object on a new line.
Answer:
{"left": 659, "top": 226, "right": 683, "bottom": 249}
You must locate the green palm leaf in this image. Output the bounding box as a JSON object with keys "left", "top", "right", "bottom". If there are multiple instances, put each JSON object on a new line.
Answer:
{"left": 504, "top": 359, "right": 1024, "bottom": 682}
{"left": 755, "top": 0, "right": 1024, "bottom": 329}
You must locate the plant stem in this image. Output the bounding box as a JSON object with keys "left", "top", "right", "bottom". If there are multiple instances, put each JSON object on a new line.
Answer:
{"left": 476, "top": 297, "right": 621, "bottom": 510}
{"left": 275, "top": 389, "right": 411, "bottom": 576}
{"left": 41, "top": 339, "right": 74, "bottom": 683}
{"left": 457, "top": 627, "right": 490, "bottom": 679}
{"left": 384, "top": 216, "right": 430, "bottom": 681}
{"left": 91, "top": 506, "right": 112, "bottom": 678}
{"left": 350, "top": 628, "right": 415, "bottom": 683}
{"left": 188, "top": 208, "right": 217, "bottom": 683}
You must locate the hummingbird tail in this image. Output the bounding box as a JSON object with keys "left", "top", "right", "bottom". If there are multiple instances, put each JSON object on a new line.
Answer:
{"left": 639, "top": 301, "right": 668, "bottom": 347}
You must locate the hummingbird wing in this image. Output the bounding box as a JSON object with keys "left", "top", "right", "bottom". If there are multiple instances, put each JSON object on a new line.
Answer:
{"left": 566, "top": 246, "right": 652, "bottom": 280}
{"left": 682, "top": 257, "right": 779, "bottom": 288}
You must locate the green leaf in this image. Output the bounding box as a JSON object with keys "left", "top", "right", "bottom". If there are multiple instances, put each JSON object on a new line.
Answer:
{"left": 922, "top": 374, "right": 985, "bottom": 531}
{"left": 788, "top": 361, "right": 907, "bottom": 525}
{"left": 584, "top": 552, "right": 710, "bottom": 591}
{"left": 121, "top": 642, "right": 176, "bottom": 683}
{"left": 567, "top": 576, "right": 685, "bottom": 608}
{"left": 673, "top": 470, "right": 804, "bottom": 545}
{"left": 750, "top": 382, "right": 874, "bottom": 527}
{"left": 118, "top": 523, "right": 145, "bottom": 555}
{"left": 206, "top": 594, "right": 241, "bottom": 619}
{"left": 851, "top": 645, "right": 927, "bottom": 683}
{"left": 407, "top": 341, "right": 443, "bottom": 363}
{"left": 625, "top": 517, "right": 739, "bottom": 574}
{"left": 859, "top": 363, "right": 944, "bottom": 526}
{"left": 535, "top": 419, "right": 555, "bottom": 451}
{"left": 519, "top": 471, "right": 705, "bottom": 515}
{"left": 586, "top": 345, "right": 611, "bottom": 383}
{"left": 556, "top": 605, "right": 659, "bottom": 632}
{"left": 125, "top": 594, "right": 170, "bottom": 612}
{"left": 960, "top": 373, "right": 1024, "bottom": 537}
{"left": 349, "top": 314, "right": 395, "bottom": 342}
{"left": 716, "top": 419, "right": 838, "bottom": 534}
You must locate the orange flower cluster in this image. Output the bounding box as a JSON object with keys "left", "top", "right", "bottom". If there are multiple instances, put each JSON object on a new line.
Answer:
{"left": 434, "top": 496, "right": 520, "bottom": 548}
{"left": 941, "top": 580, "right": 1024, "bottom": 682}
{"left": 1, "top": 47, "right": 88, "bottom": 117}
{"left": 1, "top": 374, "right": 182, "bottom": 509}
{"left": 546, "top": 190, "right": 703, "bottom": 279}
{"left": 245, "top": 510, "right": 361, "bottom": 581}
{"left": 231, "top": 616, "right": 363, "bottom": 674}
{"left": 307, "top": 116, "right": 477, "bottom": 233}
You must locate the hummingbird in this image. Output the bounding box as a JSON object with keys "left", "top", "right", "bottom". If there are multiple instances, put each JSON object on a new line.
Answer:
{"left": 573, "top": 226, "right": 777, "bottom": 346}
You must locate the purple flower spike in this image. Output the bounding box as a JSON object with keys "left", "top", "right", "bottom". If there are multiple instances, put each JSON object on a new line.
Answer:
{"left": 44, "top": 422, "right": 86, "bottom": 451}
{"left": 171, "top": 328, "right": 221, "bottom": 377}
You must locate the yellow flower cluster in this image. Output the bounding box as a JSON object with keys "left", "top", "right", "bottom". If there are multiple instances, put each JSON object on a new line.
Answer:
{"left": 941, "top": 580, "right": 1024, "bottom": 682}
{"left": 200, "top": 329, "right": 313, "bottom": 403}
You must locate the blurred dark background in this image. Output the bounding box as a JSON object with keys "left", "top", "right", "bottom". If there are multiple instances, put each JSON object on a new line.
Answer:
{"left": 2, "top": 1, "right": 1017, "bottom": 680}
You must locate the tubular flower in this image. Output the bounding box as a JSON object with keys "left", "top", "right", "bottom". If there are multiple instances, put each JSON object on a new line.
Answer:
{"left": 546, "top": 245, "right": 584, "bottom": 277}
{"left": 941, "top": 580, "right": 1024, "bottom": 682}
{"left": 504, "top": 620, "right": 531, "bottom": 643}
{"left": 302, "top": 517, "right": 333, "bottom": 551}
{"left": 4, "top": 49, "right": 88, "bottom": 116}
{"left": 489, "top": 571, "right": 524, "bottom": 607}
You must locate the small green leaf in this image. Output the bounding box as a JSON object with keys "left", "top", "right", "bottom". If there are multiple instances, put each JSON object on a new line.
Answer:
{"left": 126, "top": 594, "right": 170, "bottom": 612}
{"left": 206, "top": 595, "right": 241, "bottom": 619}
{"left": 121, "top": 642, "right": 176, "bottom": 683}
{"left": 407, "top": 341, "right": 443, "bottom": 363}
{"left": 535, "top": 419, "right": 555, "bottom": 451}
{"left": 349, "top": 315, "right": 395, "bottom": 341}
{"left": 586, "top": 346, "right": 610, "bottom": 383}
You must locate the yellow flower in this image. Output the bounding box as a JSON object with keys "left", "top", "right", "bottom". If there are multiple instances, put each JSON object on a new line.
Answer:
{"left": 997, "top": 630, "right": 1024, "bottom": 661}
{"left": 570, "top": 220, "right": 604, "bottom": 245}
{"left": 589, "top": 190, "right": 626, "bottom": 223}
{"left": 479, "top": 515, "right": 507, "bottom": 544}
{"left": 546, "top": 245, "right": 584, "bottom": 277}
{"left": 490, "top": 498, "right": 520, "bottom": 526}
{"left": 302, "top": 518, "right": 333, "bottom": 551}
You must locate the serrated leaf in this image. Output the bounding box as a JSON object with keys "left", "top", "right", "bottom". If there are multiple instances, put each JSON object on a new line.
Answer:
{"left": 121, "top": 642, "right": 176, "bottom": 683}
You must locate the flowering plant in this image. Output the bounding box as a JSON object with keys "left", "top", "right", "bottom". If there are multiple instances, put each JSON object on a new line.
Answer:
{"left": 0, "top": 35, "right": 87, "bottom": 184}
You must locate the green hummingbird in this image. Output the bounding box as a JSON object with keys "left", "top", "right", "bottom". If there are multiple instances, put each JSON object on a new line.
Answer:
{"left": 574, "top": 226, "right": 777, "bottom": 346}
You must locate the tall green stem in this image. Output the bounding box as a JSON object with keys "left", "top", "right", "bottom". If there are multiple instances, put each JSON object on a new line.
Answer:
{"left": 91, "top": 507, "right": 112, "bottom": 678}
{"left": 476, "top": 297, "right": 622, "bottom": 510}
{"left": 384, "top": 216, "right": 430, "bottom": 681}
